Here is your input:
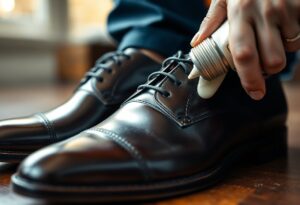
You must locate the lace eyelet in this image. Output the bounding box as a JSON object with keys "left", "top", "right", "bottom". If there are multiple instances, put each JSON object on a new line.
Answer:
{"left": 107, "top": 69, "right": 112, "bottom": 74}
{"left": 175, "top": 81, "right": 182, "bottom": 87}
{"left": 162, "top": 92, "right": 171, "bottom": 98}
{"left": 97, "top": 77, "right": 104, "bottom": 83}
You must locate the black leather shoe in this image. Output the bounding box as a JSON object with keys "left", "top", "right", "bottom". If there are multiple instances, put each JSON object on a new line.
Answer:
{"left": 0, "top": 48, "right": 160, "bottom": 162}
{"left": 12, "top": 52, "right": 287, "bottom": 203}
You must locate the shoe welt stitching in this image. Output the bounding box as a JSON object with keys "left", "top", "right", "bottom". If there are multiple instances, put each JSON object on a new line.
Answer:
{"left": 35, "top": 113, "right": 57, "bottom": 142}
{"left": 88, "top": 127, "right": 151, "bottom": 181}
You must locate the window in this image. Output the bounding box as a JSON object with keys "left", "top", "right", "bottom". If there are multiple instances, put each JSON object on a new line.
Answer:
{"left": 68, "top": 0, "right": 113, "bottom": 40}
{"left": 0, "top": 0, "right": 114, "bottom": 42}
{"left": 0, "top": 0, "right": 38, "bottom": 21}
{"left": 0, "top": 0, "right": 51, "bottom": 40}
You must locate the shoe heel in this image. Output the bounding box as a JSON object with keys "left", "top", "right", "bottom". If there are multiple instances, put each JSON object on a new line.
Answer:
{"left": 248, "top": 126, "right": 287, "bottom": 164}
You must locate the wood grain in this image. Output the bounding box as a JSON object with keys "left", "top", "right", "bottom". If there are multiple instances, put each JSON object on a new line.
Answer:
{"left": 0, "top": 82, "right": 299, "bottom": 205}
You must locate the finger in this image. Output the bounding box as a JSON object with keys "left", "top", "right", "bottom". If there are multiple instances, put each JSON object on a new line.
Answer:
{"left": 282, "top": 23, "right": 300, "bottom": 52}
{"left": 272, "top": 0, "right": 300, "bottom": 51}
{"left": 228, "top": 17, "right": 266, "bottom": 100}
{"left": 256, "top": 20, "right": 286, "bottom": 75}
{"left": 190, "top": 0, "right": 227, "bottom": 47}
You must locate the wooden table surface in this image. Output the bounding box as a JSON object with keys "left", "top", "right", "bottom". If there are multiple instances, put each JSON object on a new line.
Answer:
{"left": 0, "top": 82, "right": 299, "bottom": 205}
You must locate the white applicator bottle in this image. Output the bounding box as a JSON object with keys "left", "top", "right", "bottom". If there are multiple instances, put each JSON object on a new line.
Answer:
{"left": 188, "top": 21, "right": 234, "bottom": 99}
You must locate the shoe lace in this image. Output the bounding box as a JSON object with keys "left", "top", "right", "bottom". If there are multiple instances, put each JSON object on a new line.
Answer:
{"left": 79, "top": 51, "right": 131, "bottom": 85}
{"left": 137, "top": 51, "right": 193, "bottom": 97}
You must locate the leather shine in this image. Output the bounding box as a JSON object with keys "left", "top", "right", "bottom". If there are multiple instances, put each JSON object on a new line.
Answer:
{"left": 17, "top": 55, "right": 287, "bottom": 187}
{"left": 0, "top": 48, "right": 160, "bottom": 156}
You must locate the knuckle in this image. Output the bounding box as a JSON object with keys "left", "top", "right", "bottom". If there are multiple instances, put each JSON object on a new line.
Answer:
{"left": 239, "top": 0, "right": 255, "bottom": 10}
{"left": 201, "top": 10, "right": 221, "bottom": 27}
{"left": 264, "top": 57, "right": 286, "bottom": 74}
{"left": 274, "top": 0, "right": 286, "bottom": 11}
{"left": 263, "top": 3, "right": 276, "bottom": 19}
{"left": 264, "top": 0, "right": 286, "bottom": 19}
{"left": 233, "top": 46, "right": 256, "bottom": 63}
{"left": 200, "top": 16, "right": 211, "bottom": 28}
{"left": 202, "top": 16, "right": 211, "bottom": 24}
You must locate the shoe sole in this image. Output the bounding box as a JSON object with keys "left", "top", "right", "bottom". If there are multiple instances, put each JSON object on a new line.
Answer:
{"left": 0, "top": 150, "right": 31, "bottom": 163}
{"left": 11, "top": 126, "right": 287, "bottom": 203}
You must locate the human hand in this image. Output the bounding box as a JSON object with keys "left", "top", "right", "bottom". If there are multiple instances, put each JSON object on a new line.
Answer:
{"left": 191, "top": 0, "right": 300, "bottom": 100}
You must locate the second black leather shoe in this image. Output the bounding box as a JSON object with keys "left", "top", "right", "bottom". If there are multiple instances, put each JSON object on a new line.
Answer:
{"left": 0, "top": 48, "right": 160, "bottom": 162}
{"left": 12, "top": 52, "right": 287, "bottom": 203}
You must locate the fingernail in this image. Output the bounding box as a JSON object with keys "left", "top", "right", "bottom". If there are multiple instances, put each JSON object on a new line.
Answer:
{"left": 249, "top": 91, "right": 264, "bottom": 100}
{"left": 190, "top": 32, "right": 201, "bottom": 47}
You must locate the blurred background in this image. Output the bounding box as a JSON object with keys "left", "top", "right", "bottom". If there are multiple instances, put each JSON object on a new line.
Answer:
{"left": 0, "top": 1, "right": 300, "bottom": 205}
{"left": 0, "top": 0, "right": 115, "bottom": 85}
{"left": 0, "top": 0, "right": 299, "bottom": 86}
{"left": 0, "top": 0, "right": 299, "bottom": 121}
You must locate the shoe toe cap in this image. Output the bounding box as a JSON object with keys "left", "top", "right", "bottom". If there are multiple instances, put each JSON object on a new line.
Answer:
{"left": 18, "top": 131, "right": 147, "bottom": 186}
{"left": 0, "top": 116, "right": 47, "bottom": 149}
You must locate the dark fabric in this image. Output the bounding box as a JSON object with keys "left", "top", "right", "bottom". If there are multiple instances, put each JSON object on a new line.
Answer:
{"left": 107, "top": 0, "right": 296, "bottom": 73}
{"left": 107, "top": 0, "right": 208, "bottom": 56}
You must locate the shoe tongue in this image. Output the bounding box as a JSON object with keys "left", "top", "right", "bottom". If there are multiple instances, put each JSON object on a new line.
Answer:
{"left": 79, "top": 51, "right": 127, "bottom": 87}
{"left": 92, "top": 49, "right": 135, "bottom": 76}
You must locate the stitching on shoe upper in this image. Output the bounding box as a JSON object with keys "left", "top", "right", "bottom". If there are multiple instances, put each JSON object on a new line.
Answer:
{"left": 35, "top": 113, "right": 57, "bottom": 142}
{"left": 128, "top": 98, "right": 218, "bottom": 127}
{"left": 130, "top": 98, "right": 178, "bottom": 123}
{"left": 185, "top": 92, "right": 193, "bottom": 118}
{"left": 87, "top": 127, "right": 152, "bottom": 181}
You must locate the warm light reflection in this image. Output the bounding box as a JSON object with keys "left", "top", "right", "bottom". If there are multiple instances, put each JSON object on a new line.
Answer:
{"left": 0, "top": 0, "right": 15, "bottom": 13}
{"left": 0, "top": 0, "right": 37, "bottom": 19}
{"left": 68, "top": 0, "right": 113, "bottom": 37}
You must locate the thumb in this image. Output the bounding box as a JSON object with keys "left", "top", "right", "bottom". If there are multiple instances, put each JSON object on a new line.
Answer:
{"left": 191, "top": 0, "right": 227, "bottom": 47}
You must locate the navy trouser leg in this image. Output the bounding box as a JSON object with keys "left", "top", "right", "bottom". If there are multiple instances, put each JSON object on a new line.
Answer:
{"left": 107, "top": 0, "right": 296, "bottom": 74}
{"left": 107, "top": 0, "right": 208, "bottom": 56}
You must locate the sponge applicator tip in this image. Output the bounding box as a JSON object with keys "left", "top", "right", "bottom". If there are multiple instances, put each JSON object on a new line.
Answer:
{"left": 188, "top": 66, "right": 201, "bottom": 80}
